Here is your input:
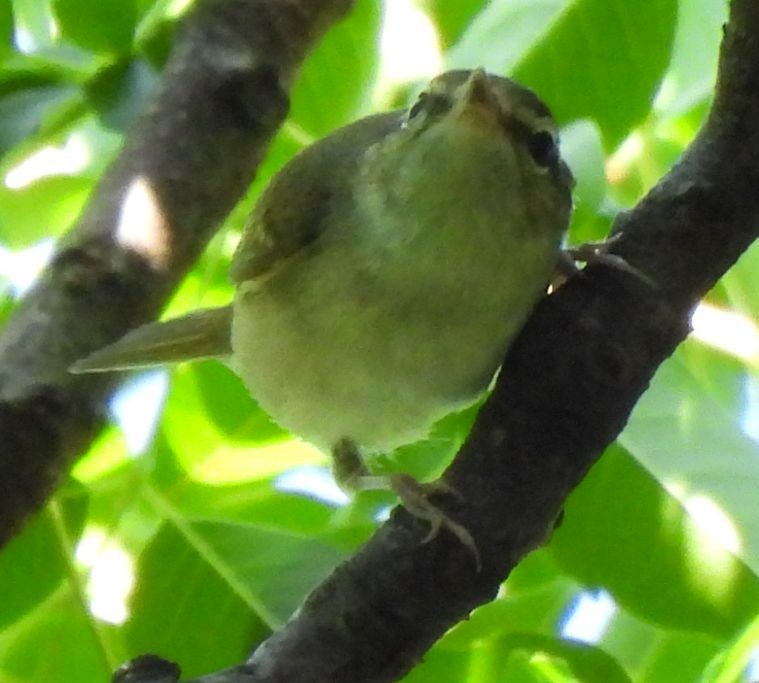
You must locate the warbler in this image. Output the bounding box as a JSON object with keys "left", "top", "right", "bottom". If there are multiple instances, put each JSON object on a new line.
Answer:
{"left": 73, "top": 69, "right": 574, "bottom": 557}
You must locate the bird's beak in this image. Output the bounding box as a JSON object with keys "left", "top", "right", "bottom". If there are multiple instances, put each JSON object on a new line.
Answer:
{"left": 453, "top": 68, "right": 501, "bottom": 128}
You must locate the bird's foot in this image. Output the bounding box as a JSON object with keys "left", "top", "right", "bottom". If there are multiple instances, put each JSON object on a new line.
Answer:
{"left": 332, "top": 439, "right": 480, "bottom": 570}
{"left": 555, "top": 234, "right": 656, "bottom": 289}
{"left": 387, "top": 473, "right": 480, "bottom": 570}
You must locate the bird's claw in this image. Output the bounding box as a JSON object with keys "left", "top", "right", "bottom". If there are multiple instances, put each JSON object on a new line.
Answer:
{"left": 331, "top": 439, "right": 481, "bottom": 570}
{"left": 559, "top": 234, "right": 657, "bottom": 289}
{"left": 389, "top": 473, "right": 481, "bottom": 571}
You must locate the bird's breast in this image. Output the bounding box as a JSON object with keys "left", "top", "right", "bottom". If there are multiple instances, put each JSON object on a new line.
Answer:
{"left": 230, "top": 176, "right": 562, "bottom": 453}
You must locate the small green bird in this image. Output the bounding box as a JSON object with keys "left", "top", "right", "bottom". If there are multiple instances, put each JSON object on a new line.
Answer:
{"left": 72, "top": 69, "right": 574, "bottom": 557}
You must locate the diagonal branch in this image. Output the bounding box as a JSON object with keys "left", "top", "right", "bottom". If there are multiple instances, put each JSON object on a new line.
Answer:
{"left": 161, "top": 2, "right": 757, "bottom": 682}
{"left": 0, "top": 0, "right": 355, "bottom": 547}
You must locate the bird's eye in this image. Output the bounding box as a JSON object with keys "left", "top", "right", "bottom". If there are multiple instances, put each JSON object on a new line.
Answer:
{"left": 408, "top": 93, "right": 427, "bottom": 120}
{"left": 527, "top": 130, "right": 558, "bottom": 168}
{"left": 408, "top": 92, "right": 452, "bottom": 121}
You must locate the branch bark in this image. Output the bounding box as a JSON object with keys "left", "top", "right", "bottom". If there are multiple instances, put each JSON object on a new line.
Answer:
{"left": 159, "top": 1, "right": 755, "bottom": 682}
{"left": 0, "top": 0, "right": 355, "bottom": 547}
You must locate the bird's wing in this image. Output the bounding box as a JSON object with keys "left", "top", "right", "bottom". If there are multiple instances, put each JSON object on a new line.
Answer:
{"left": 71, "top": 113, "right": 404, "bottom": 374}
{"left": 70, "top": 305, "right": 233, "bottom": 373}
{"left": 229, "top": 111, "right": 403, "bottom": 284}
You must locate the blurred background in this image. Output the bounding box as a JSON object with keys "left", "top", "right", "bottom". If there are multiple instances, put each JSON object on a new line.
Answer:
{"left": 1, "top": 1, "right": 758, "bottom": 682}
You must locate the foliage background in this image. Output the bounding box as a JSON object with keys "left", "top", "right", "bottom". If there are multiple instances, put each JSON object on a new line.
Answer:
{"left": 1, "top": 0, "right": 758, "bottom": 682}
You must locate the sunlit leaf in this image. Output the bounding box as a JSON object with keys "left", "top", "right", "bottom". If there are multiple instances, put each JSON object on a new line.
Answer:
{"left": 655, "top": 0, "right": 727, "bottom": 118}
{"left": 288, "top": 0, "right": 381, "bottom": 137}
{"left": 552, "top": 443, "right": 759, "bottom": 637}
{"left": 701, "top": 612, "right": 759, "bottom": 683}
{"left": 0, "top": 174, "right": 92, "bottom": 246}
{"left": 11, "top": 0, "right": 56, "bottom": 49}
{"left": 621, "top": 349, "right": 759, "bottom": 581}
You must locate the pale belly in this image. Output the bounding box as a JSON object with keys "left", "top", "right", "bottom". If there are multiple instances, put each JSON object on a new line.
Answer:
{"left": 230, "top": 229, "right": 559, "bottom": 454}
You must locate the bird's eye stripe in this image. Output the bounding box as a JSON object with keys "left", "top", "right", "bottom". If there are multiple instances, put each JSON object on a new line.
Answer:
{"left": 425, "top": 93, "right": 452, "bottom": 116}
{"left": 407, "top": 92, "right": 453, "bottom": 121}
{"left": 408, "top": 94, "right": 427, "bottom": 120}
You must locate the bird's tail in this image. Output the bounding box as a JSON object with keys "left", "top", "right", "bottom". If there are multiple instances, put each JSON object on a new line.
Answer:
{"left": 70, "top": 305, "right": 233, "bottom": 373}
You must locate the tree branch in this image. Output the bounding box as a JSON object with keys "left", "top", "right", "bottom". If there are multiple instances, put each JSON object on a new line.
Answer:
{"left": 0, "top": 0, "right": 355, "bottom": 547}
{"left": 157, "top": 1, "right": 757, "bottom": 682}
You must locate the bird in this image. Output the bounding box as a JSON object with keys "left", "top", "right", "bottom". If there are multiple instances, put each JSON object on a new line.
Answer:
{"left": 72, "top": 68, "right": 574, "bottom": 561}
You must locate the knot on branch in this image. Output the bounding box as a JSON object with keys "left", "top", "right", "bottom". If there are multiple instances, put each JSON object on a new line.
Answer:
{"left": 210, "top": 62, "right": 289, "bottom": 130}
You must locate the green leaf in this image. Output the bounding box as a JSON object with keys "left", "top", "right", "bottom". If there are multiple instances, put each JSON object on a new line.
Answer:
{"left": 162, "top": 362, "right": 270, "bottom": 456}
{"left": 159, "top": 362, "right": 323, "bottom": 483}
{"left": 552, "top": 443, "right": 759, "bottom": 638}
{"left": 11, "top": 0, "right": 55, "bottom": 49}
{"left": 561, "top": 119, "right": 606, "bottom": 215}
{"left": 639, "top": 631, "right": 724, "bottom": 683}
{"left": 448, "top": 0, "right": 568, "bottom": 74}
{"left": 406, "top": 553, "right": 625, "bottom": 682}
{"left": 134, "top": 0, "right": 187, "bottom": 68}
{"left": 85, "top": 58, "right": 158, "bottom": 131}
{"left": 603, "top": 618, "right": 721, "bottom": 683}
{"left": 399, "top": 647, "right": 471, "bottom": 683}
{"left": 0, "top": 590, "right": 114, "bottom": 683}
{"left": 125, "top": 515, "right": 344, "bottom": 678}
{"left": 702, "top": 612, "right": 759, "bottom": 683}
{"left": 515, "top": 0, "right": 677, "bottom": 146}
{"left": 0, "top": 484, "right": 88, "bottom": 629}
{"left": 414, "top": 633, "right": 632, "bottom": 683}
{"left": 0, "top": 174, "right": 92, "bottom": 246}
{"left": 445, "top": 559, "right": 578, "bottom": 649}
{"left": 450, "top": 0, "right": 678, "bottom": 147}
{"left": 125, "top": 523, "right": 269, "bottom": 678}
{"left": 0, "top": 0, "right": 12, "bottom": 56}
{"left": 517, "top": 635, "right": 632, "bottom": 683}
{"left": 654, "top": 0, "right": 727, "bottom": 118}
{"left": 423, "top": 0, "right": 488, "bottom": 48}
{"left": 721, "top": 232, "right": 759, "bottom": 321}
{"left": 288, "top": 0, "right": 381, "bottom": 137}
{"left": 561, "top": 118, "right": 611, "bottom": 243}
{"left": 154, "top": 443, "right": 372, "bottom": 553}
{"left": 0, "top": 78, "right": 80, "bottom": 155}
{"left": 52, "top": 0, "right": 137, "bottom": 55}
{"left": 621, "top": 348, "right": 759, "bottom": 581}
{"left": 193, "top": 362, "right": 280, "bottom": 441}
{"left": 167, "top": 478, "right": 338, "bottom": 538}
